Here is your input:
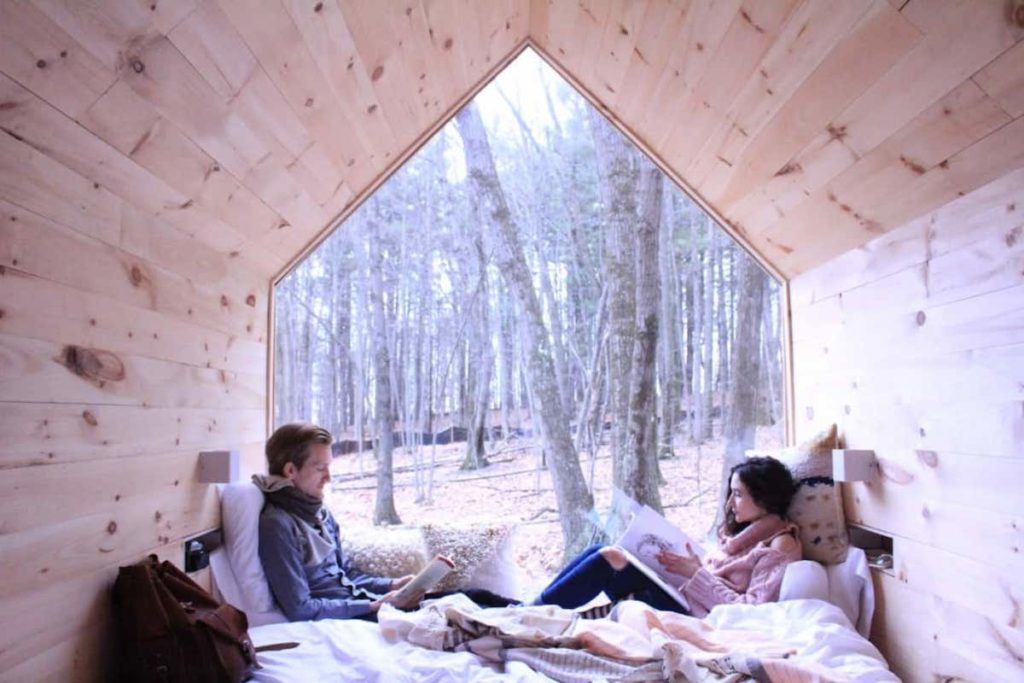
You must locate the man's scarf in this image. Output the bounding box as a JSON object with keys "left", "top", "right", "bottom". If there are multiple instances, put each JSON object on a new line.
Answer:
{"left": 251, "top": 474, "right": 325, "bottom": 527}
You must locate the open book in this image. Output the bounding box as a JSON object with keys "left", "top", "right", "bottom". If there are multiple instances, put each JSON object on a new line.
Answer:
{"left": 616, "top": 505, "right": 706, "bottom": 611}
{"left": 393, "top": 555, "right": 456, "bottom": 602}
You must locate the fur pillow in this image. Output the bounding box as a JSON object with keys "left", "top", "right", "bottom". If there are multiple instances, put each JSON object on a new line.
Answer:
{"left": 421, "top": 523, "right": 516, "bottom": 595}
{"left": 777, "top": 424, "right": 850, "bottom": 565}
{"left": 341, "top": 526, "right": 429, "bottom": 579}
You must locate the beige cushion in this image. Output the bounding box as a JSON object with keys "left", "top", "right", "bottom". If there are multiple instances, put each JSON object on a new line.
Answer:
{"left": 421, "top": 523, "right": 516, "bottom": 595}
{"left": 341, "top": 523, "right": 519, "bottom": 598}
{"left": 341, "top": 526, "right": 429, "bottom": 579}
{"left": 776, "top": 424, "right": 850, "bottom": 565}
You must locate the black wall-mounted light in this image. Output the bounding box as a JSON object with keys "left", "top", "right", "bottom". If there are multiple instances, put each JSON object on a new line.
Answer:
{"left": 184, "top": 528, "right": 224, "bottom": 573}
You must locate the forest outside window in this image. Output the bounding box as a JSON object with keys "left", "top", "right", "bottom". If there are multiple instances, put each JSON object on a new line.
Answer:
{"left": 272, "top": 49, "right": 787, "bottom": 595}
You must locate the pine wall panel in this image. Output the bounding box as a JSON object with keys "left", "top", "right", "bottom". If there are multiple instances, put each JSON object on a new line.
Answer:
{"left": 1, "top": 0, "right": 1021, "bottom": 679}
{"left": 790, "top": 169, "right": 1024, "bottom": 681}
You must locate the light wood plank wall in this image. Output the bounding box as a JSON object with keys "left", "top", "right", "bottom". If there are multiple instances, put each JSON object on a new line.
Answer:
{"left": 0, "top": 1, "right": 527, "bottom": 680}
{"left": 531, "top": 0, "right": 1024, "bottom": 280}
{"left": 1, "top": 0, "right": 1022, "bottom": 680}
{"left": 790, "top": 168, "right": 1024, "bottom": 681}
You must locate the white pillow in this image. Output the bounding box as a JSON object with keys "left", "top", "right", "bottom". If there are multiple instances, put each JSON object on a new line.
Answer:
{"left": 824, "top": 546, "right": 874, "bottom": 637}
{"left": 779, "top": 560, "right": 830, "bottom": 603}
{"left": 220, "top": 482, "right": 276, "bottom": 614}
{"left": 465, "top": 527, "right": 520, "bottom": 599}
{"left": 778, "top": 547, "right": 874, "bottom": 637}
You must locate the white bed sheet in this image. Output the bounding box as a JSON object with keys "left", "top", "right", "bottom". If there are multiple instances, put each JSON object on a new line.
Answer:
{"left": 704, "top": 599, "right": 898, "bottom": 682}
{"left": 249, "top": 618, "right": 553, "bottom": 682}
{"left": 247, "top": 598, "right": 895, "bottom": 682}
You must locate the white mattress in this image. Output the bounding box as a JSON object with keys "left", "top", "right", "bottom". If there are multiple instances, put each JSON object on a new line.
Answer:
{"left": 247, "top": 598, "right": 896, "bottom": 682}
{"left": 249, "top": 618, "right": 553, "bottom": 682}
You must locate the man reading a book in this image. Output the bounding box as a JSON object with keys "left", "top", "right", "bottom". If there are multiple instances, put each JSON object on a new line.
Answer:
{"left": 255, "top": 422, "right": 424, "bottom": 621}
{"left": 533, "top": 457, "right": 801, "bottom": 616}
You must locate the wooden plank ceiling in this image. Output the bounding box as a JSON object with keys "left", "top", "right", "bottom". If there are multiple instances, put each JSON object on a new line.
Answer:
{"left": 1, "top": 0, "right": 1022, "bottom": 282}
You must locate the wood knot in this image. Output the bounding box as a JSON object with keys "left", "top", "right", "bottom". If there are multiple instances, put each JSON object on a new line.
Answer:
{"left": 1006, "top": 226, "right": 1021, "bottom": 247}
{"left": 367, "top": 104, "right": 377, "bottom": 114}
{"left": 245, "top": 294, "right": 257, "bottom": 307}
{"left": 59, "top": 345, "right": 126, "bottom": 384}
{"left": 313, "top": 1, "right": 323, "bottom": 11}
{"left": 900, "top": 155, "right": 926, "bottom": 175}
{"left": 915, "top": 449, "right": 939, "bottom": 468}
{"left": 774, "top": 161, "right": 802, "bottom": 177}
{"left": 129, "top": 264, "right": 145, "bottom": 287}
{"left": 130, "top": 58, "right": 145, "bottom": 74}
{"left": 220, "top": 294, "right": 229, "bottom": 307}
{"left": 154, "top": 511, "right": 162, "bottom": 522}
{"left": 1013, "top": 0, "right": 1024, "bottom": 27}
{"left": 107, "top": 520, "right": 118, "bottom": 534}
{"left": 915, "top": 310, "right": 927, "bottom": 326}
{"left": 443, "top": 37, "right": 453, "bottom": 50}
{"left": 36, "top": 59, "right": 47, "bottom": 69}
{"left": 371, "top": 65, "right": 384, "bottom": 81}
{"left": 826, "top": 124, "right": 847, "bottom": 142}
{"left": 0, "top": 101, "right": 17, "bottom": 111}
{"left": 82, "top": 410, "right": 98, "bottom": 426}
{"left": 879, "top": 459, "right": 915, "bottom": 485}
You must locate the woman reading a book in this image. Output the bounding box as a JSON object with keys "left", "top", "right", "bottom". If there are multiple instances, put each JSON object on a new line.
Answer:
{"left": 532, "top": 456, "right": 801, "bottom": 616}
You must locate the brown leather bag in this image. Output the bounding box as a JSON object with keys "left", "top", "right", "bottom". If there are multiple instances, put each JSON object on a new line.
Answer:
{"left": 113, "top": 554, "right": 260, "bottom": 682}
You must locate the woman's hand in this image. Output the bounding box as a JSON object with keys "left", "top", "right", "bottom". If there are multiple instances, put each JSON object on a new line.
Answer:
{"left": 656, "top": 545, "right": 702, "bottom": 579}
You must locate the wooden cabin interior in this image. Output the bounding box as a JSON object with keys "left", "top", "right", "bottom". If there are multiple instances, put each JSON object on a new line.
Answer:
{"left": 1, "top": 0, "right": 1022, "bottom": 680}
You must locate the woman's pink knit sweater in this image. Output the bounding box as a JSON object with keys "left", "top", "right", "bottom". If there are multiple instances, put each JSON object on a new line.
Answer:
{"left": 680, "top": 514, "right": 801, "bottom": 617}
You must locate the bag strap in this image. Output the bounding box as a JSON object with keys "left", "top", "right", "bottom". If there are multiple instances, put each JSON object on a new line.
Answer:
{"left": 254, "top": 642, "right": 300, "bottom": 652}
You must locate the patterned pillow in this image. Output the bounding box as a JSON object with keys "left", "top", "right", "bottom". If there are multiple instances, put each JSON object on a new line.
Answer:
{"left": 420, "top": 523, "right": 516, "bottom": 594}
{"left": 341, "top": 526, "right": 428, "bottom": 579}
{"left": 777, "top": 424, "right": 850, "bottom": 565}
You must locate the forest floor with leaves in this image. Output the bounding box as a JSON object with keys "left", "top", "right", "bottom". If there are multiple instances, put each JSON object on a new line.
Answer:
{"left": 327, "top": 425, "right": 783, "bottom": 599}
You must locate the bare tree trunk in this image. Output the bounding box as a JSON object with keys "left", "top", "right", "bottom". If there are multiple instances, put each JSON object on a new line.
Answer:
{"left": 498, "top": 280, "right": 515, "bottom": 440}
{"left": 712, "top": 254, "right": 767, "bottom": 532}
{"left": 689, "top": 240, "right": 704, "bottom": 445}
{"left": 701, "top": 228, "right": 715, "bottom": 440}
{"left": 759, "top": 286, "right": 780, "bottom": 426}
{"left": 368, "top": 215, "right": 401, "bottom": 526}
{"left": 589, "top": 108, "right": 637, "bottom": 490}
{"left": 573, "top": 285, "right": 607, "bottom": 456}
{"left": 658, "top": 180, "right": 680, "bottom": 459}
{"left": 456, "top": 102, "right": 593, "bottom": 554}
{"left": 274, "top": 278, "right": 294, "bottom": 427}
{"left": 623, "top": 162, "right": 664, "bottom": 511}
{"left": 463, "top": 238, "right": 493, "bottom": 470}
{"left": 537, "top": 257, "right": 572, "bottom": 419}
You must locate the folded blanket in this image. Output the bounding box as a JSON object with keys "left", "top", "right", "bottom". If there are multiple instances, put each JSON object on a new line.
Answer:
{"left": 379, "top": 595, "right": 845, "bottom": 682}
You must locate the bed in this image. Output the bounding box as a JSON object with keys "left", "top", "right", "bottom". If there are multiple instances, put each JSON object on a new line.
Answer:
{"left": 210, "top": 483, "right": 898, "bottom": 682}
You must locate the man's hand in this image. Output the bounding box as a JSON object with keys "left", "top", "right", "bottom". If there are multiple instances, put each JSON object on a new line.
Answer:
{"left": 656, "top": 544, "right": 702, "bottom": 579}
{"left": 390, "top": 575, "right": 415, "bottom": 591}
{"left": 371, "top": 587, "right": 425, "bottom": 612}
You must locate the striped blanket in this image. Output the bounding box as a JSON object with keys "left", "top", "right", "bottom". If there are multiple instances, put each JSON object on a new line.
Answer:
{"left": 379, "top": 594, "right": 846, "bottom": 682}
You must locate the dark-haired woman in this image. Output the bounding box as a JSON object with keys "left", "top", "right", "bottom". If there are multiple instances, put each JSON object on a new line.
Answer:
{"left": 532, "top": 456, "right": 802, "bottom": 617}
